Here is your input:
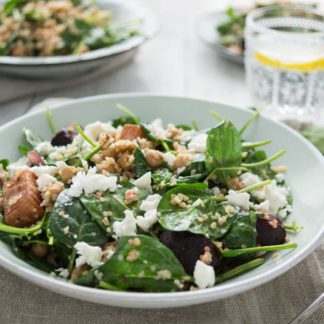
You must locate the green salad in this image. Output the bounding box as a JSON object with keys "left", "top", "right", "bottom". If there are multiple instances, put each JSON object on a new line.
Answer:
{"left": 0, "top": 0, "right": 138, "bottom": 56}
{"left": 0, "top": 106, "right": 301, "bottom": 292}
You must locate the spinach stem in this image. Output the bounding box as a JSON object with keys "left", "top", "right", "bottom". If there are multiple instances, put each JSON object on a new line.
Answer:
{"left": 99, "top": 281, "right": 123, "bottom": 291}
{"left": 216, "top": 258, "right": 265, "bottom": 283}
{"left": 84, "top": 145, "right": 101, "bottom": 160}
{"left": 75, "top": 123, "right": 97, "bottom": 147}
{"left": 284, "top": 221, "right": 304, "bottom": 233}
{"left": 221, "top": 242, "right": 297, "bottom": 258}
{"left": 116, "top": 103, "right": 140, "bottom": 125}
{"left": 0, "top": 215, "right": 46, "bottom": 235}
{"left": 238, "top": 179, "right": 271, "bottom": 193}
{"left": 45, "top": 109, "right": 56, "bottom": 134}
{"left": 205, "top": 166, "right": 248, "bottom": 183}
{"left": 210, "top": 110, "right": 223, "bottom": 122}
{"left": 242, "top": 150, "right": 286, "bottom": 168}
{"left": 68, "top": 248, "right": 76, "bottom": 274}
{"left": 242, "top": 139, "right": 272, "bottom": 149}
{"left": 241, "top": 152, "right": 248, "bottom": 158}
{"left": 239, "top": 109, "right": 260, "bottom": 135}
{"left": 191, "top": 120, "right": 199, "bottom": 131}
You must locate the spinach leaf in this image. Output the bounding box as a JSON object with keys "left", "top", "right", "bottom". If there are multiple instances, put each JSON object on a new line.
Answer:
{"left": 221, "top": 212, "right": 256, "bottom": 249}
{"left": 98, "top": 235, "right": 190, "bottom": 292}
{"left": 48, "top": 190, "right": 107, "bottom": 248}
{"left": 4, "top": 0, "right": 27, "bottom": 15}
{"left": 0, "top": 159, "right": 9, "bottom": 170}
{"left": 179, "top": 156, "right": 206, "bottom": 176}
{"left": 244, "top": 150, "right": 275, "bottom": 179}
{"left": 23, "top": 128, "right": 43, "bottom": 148}
{"left": 18, "top": 145, "right": 31, "bottom": 155}
{"left": 157, "top": 184, "right": 239, "bottom": 239}
{"left": 134, "top": 147, "right": 150, "bottom": 178}
{"left": 140, "top": 124, "right": 159, "bottom": 144}
{"left": 112, "top": 116, "right": 136, "bottom": 128}
{"left": 80, "top": 187, "right": 150, "bottom": 234}
{"left": 205, "top": 120, "right": 242, "bottom": 182}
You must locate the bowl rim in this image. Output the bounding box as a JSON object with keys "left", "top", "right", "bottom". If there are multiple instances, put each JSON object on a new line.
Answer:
{"left": 0, "top": 0, "right": 159, "bottom": 66}
{"left": 0, "top": 93, "right": 323, "bottom": 306}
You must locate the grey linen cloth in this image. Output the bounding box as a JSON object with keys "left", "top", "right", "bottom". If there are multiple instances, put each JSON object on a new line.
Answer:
{"left": 0, "top": 99, "right": 322, "bottom": 324}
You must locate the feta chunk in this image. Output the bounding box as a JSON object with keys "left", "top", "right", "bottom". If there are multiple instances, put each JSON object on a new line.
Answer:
{"left": 188, "top": 133, "right": 208, "bottom": 153}
{"left": 68, "top": 167, "right": 117, "bottom": 197}
{"left": 226, "top": 190, "right": 250, "bottom": 210}
{"left": 84, "top": 121, "right": 115, "bottom": 141}
{"left": 35, "top": 142, "right": 54, "bottom": 155}
{"left": 275, "top": 173, "right": 285, "bottom": 183}
{"left": 212, "top": 186, "right": 223, "bottom": 198}
{"left": 36, "top": 174, "right": 59, "bottom": 191}
{"left": 240, "top": 172, "right": 261, "bottom": 187}
{"left": 264, "top": 181, "right": 288, "bottom": 215}
{"left": 7, "top": 157, "right": 30, "bottom": 175}
{"left": 147, "top": 119, "right": 167, "bottom": 139}
{"left": 254, "top": 200, "right": 270, "bottom": 212}
{"left": 163, "top": 152, "right": 176, "bottom": 168}
{"left": 133, "top": 171, "right": 152, "bottom": 193}
{"left": 136, "top": 209, "right": 158, "bottom": 232}
{"left": 112, "top": 210, "right": 137, "bottom": 238}
{"left": 139, "top": 194, "right": 162, "bottom": 212}
{"left": 74, "top": 242, "right": 102, "bottom": 268}
{"left": 193, "top": 260, "right": 215, "bottom": 289}
{"left": 31, "top": 165, "right": 58, "bottom": 177}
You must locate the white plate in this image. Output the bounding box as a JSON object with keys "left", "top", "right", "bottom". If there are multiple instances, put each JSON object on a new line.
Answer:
{"left": 0, "top": 94, "right": 323, "bottom": 308}
{"left": 0, "top": 0, "right": 158, "bottom": 79}
{"left": 197, "top": 11, "right": 244, "bottom": 64}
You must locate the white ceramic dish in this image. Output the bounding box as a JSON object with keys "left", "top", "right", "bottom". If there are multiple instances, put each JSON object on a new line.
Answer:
{"left": 197, "top": 11, "right": 244, "bottom": 64}
{"left": 0, "top": 0, "right": 158, "bottom": 79}
{"left": 0, "top": 94, "right": 323, "bottom": 308}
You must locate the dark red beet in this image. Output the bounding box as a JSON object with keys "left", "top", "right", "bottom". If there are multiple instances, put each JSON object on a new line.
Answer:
{"left": 256, "top": 215, "right": 286, "bottom": 246}
{"left": 51, "top": 128, "right": 76, "bottom": 146}
{"left": 160, "top": 231, "right": 220, "bottom": 275}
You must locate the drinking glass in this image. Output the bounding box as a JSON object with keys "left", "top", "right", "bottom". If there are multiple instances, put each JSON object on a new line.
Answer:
{"left": 245, "top": 6, "right": 324, "bottom": 129}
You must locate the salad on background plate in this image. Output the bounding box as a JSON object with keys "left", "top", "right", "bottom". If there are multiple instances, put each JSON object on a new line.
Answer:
{"left": 0, "top": 105, "right": 301, "bottom": 292}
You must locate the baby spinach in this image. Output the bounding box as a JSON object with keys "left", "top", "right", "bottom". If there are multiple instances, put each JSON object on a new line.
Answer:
{"left": 134, "top": 147, "right": 150, "bottom": 178}
{"left": 112, "top": 116, "right": 136, "bottom": 128}
{"left": 18, "top": 145, "right": 31, "bottom": 155}
{"left": 97, "top": 235, "right": 190, "bottom": 292}
{"left": 23, "top": 128, "right": 43, "bottom": 148}
{"left": 48, "top": 190, "right": 107, "bottom": 248}
{"left": 205, "top": 120, "right": 242, "bottom": 182}
{"left": 221, "top": 212, "right": 256, "bottom": 249}
{"left": 243, "top": 150, "right": 275, "bottom": 179}
{"left": 157, "top": 184, "right": 239, "bottom": 239}
{"left": 0, "top": 159, "right": 9, "bottom": 170}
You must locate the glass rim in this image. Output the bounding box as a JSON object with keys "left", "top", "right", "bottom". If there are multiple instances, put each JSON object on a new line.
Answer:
{"left": 246, "top": 5, "right": 324, "bottom": 36}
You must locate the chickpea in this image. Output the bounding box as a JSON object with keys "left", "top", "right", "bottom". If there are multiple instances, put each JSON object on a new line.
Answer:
{"left": 173, "top": 153, "right": 193, "bottom": 169}
{"left": 31, "top": 243, "right": 49, "bottom": 258}
{"left": 144, "top": 149, "right": 164, "bottom": 168}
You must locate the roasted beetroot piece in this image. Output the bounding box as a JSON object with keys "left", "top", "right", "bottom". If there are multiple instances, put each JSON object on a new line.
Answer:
{"left": 3, "top": 170, "right": 44, "bottom": 227}
{"left": 27, "top": 151, "right": 45, "bottom": 166}
{"left": 120, "top": 124, "right": 145, "bottom": 140}
{"left": 160, "top": 231, "right": 220, "bottom": 275}
{"left": 51, "top": 128, "right": 76, "bottom": 146}
{"left": 256, "top": 215, "right": 286, "bottom": 246}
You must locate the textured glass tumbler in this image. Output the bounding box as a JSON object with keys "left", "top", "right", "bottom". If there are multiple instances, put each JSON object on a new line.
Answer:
{"left": 245, "top": 6, "right": 324, "bottom": 129}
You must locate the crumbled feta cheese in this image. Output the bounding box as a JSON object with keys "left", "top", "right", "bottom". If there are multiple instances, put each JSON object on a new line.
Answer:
{"left": 193, "top": 260, "right": 215, "bottom": 289}
{"left": 240, "top": 172, "right": 261, "bottom": 187}
{"left": 36, "top": 174, "right": 59, "bottom": 191}
{"left": 277, "top": 205, "right": 292, "bottom": 219}
{"left": 35, "top": 142, "right": 54, "bottom": 155}
{"left": 136, "top": 209, "right": 158, "bottom": 232}
{"left": 264, "top": 181, "right": 288, "bottom": 215}
{"left": 133, "top": 171, "right": 152, "bottom": 193}
{"left": 254, "top": 200, "right": 270, "bottom": 212}
{"left": 147, "top": 119, "right": 167, "bottom": 139}
{"left": 188, "top": 133, "right": 208, "bottom": 153}
{"left": 112, "top": 210, "right": 137, "bottom": 238}
{"left": 176, "top": 166, "right": 186, "bottom": 175}
{"left": 74, "top": 242, "right": 102, "bottom": 268}
{"left": 180, "top": 130, "right": 196, "bottom": 141}
{"left": 139, "top": 194, "right": 162, "bottom": 212}
{"left": 68, "top": 167, "right": 117, "bottom": 197}
{"left": 192, "top": 198, "right": 204, "bottom": 208}
{"left": 7, "top": 157, "right": 30, "bottom": 175}
{"left": 212, "top": 186, "right": 223, "bottom": 198}
{"left": 163, "top": 152, "right": 176, "bottom": 167}
{"left": 31, "top": 165, "right": 58, "bottom": 177}
{"left": 84, "top": 121, "right": 115, "bottom": 141}
{"left": 226, "top": 190, "right": 250, "bottom": 210}
{"left": 55, "top": 267, "right": 69, "bottom": 279}
{"left": 275, "top": 173, "right": 285, "bottom": 183}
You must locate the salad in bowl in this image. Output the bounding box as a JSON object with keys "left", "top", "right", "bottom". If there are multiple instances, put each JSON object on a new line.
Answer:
{"left": 0, "top": 104, "right": 300, "bottom": 293}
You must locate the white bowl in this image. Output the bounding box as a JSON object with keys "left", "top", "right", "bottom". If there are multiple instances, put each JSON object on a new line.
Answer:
{"left": 0, "top": 94, "right": 323, "bottom": 308}
{"left": 0, "top": 0, "right": 158, "bottom": 79}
